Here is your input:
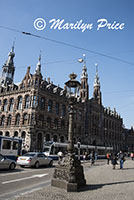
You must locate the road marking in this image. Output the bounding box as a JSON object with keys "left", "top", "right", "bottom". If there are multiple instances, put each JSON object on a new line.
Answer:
{"left": 0, "top": 168, "right": 49, "bottom": 177}
{"left": 2, "top": 173, "right": 48, "bottom": 184}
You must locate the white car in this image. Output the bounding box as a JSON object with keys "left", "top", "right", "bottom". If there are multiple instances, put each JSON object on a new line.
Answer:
{"left": 17, "top": 152, "right": 53, "bottom": 168}
{"left": 0, "top": 154, "right": 16, "bottom": 170}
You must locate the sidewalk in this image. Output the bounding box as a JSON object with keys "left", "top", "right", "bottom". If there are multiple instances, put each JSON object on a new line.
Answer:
{"left": 15, "top": 159, "right": 134, "bottom": 200}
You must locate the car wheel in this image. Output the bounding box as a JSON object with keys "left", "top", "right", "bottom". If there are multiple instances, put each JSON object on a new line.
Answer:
{"left": 20, "top": 165, "right": 25, "bottom": 168}
{"left": 49, "top": 160, "right": 53, "bottom": 167}
{"left": 9, "top": 162, "right": 16, "bottom": 170}
{"left": 35, "top": 161, "right": 39, "bottom": 168}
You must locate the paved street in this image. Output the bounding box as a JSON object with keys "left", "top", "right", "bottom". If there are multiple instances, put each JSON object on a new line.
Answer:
{"left": 0, "top": 165, "right": 54, "bottom": 200}
{"left": 1, "top": 159, "right": 134, "bottom": 200}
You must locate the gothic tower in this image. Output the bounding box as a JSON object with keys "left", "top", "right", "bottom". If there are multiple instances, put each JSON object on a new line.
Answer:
{"left": 0, "top": 44, "right": 15, "bottom": 86}
{"left": 93, "top": 63, "right": 102, "bottom": 105}
{"left": 79, "top": 54, "right": 89, "bottom": 102}
{"left": 33, "top": 52, "right": 43, "bottom": 86}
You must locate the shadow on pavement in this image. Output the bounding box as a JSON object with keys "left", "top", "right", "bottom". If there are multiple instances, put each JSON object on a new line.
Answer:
{"left": 0, "top": 168, "right": 24, "bottom": 174}
{"left": 78, "top": 180, "right": 134, "bottom": 192}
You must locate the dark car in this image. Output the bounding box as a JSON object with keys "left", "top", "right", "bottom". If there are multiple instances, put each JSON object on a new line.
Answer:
{"left": 0, "top": 154, "right": 16, "bottom": 170}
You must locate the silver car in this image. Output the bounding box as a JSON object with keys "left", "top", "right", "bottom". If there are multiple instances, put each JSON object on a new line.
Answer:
{"left": 17, "top": 152, "right": 53, "bottom": 168}
{"left": 0, "top": 154, "right": 16, "bottom": 170}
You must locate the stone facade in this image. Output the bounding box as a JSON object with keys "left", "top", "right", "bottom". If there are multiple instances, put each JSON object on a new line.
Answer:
{"left": 0, "top": 47, "right": 133, "bottom": 152}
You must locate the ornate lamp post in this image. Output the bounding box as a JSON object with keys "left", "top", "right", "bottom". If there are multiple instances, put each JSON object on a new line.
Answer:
{"left": 51, "top": 73, "right": 86, "bottom": 192}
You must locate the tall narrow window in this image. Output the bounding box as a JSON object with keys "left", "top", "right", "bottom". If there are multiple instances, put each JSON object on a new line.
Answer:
{"left": 15, "top": 114, "right": 20, "bottom": 125}
{"left": 7, "top": 115, "right": 12, "bottom": 126}
{"left": 32, "top": 95, "right": 38, "bottom": 108}
{"left": 48, "top": 100, "right": 52, "bottom": 112}
{"left": 17, "top": 96, "right": 22, "bottom": 110}
{"left": 56, "top": 103, "right": 59, "bottom": 115}
{"left": 0, "top": 115, "right": 5, "bottom": 126}
{"left": 21, "top": 131, "right": 26, "bottom": 139}
{"left": 3, "top": 99, "right": 7, "bottom": 112}
{"left": 25, "top": 95, "right": 30, "bottom": 109}
{"left": 61, "top": 120, "right": 65, "bottom": 130}
{"left": 47, "top": 117, "right": 51, "bottom": 128}
{"left": 23, "top": 113, "right": 28, "bottom": 125}
{"left": 62, "top": 104, "right": 66, "bottom": 116}
{"left": 40, "top": 97, "right": 45, "bottom": 110}
{"left": 14, "top": 131, "right": 18, "bottom": 137}
{"left": 9, "top": 98, "right": 14, "bottom": 112}
{"left": 54, "top": 119, "right": 58, "bottom": 129}
{"left": 35, "top": 78, "right": 38, "bottom": 86}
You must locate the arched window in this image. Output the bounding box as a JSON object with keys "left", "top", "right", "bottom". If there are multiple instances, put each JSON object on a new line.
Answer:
{"left": 7, "top": 115, "right": 12, "bottom": 126}
{"left": 3, "top": 99, "right": 7, "bottom": 112}
{"left": 46, "top": 134, "right": 50, "bottom": 141}
{"left": 47, "top": 117, "right": 51, "bottom": 128}
{"left": 40, "top": 97, "right": 45, "bottom": 110}
{"left": 0, "top": 131, "right": 3, "bottom": 135}
{"left": 53, "top": 135, "right": 57, "bottom": 142}
{"left": 23, "top": 113, "right": 28, "bottom": 125}
{"left": 21, "top": 131, "right": 26, "bottom": 139}
{"left": 32, "top": 95, "right": 36, "bottom": 108}
{"left": 60, "top": 136, "right": 64, "bottom": 143}
{"left": 35, "top": 78, "right": 38, "bottom": 86}
{"left": 62, "top": 104, "right": 66, "bottom": 116}
{"left": 17, "top": 96, "right": 22, "bottom": 110}
{"left": 48, "top": 100, "right": 52, "bottom": 112}
{"left": 15, "top": 114, "right": 20, "bottom": 125}
{"left": 56, "top": 103, "right": 59, "bottom": 115}
{"left": 9, "top": 98, "right": 14, "bottom": 112}
{"left": 54, "top": 119, "right": 58, "bottom": 129}
{"left": 1, "top": 115, "right": 5, "bottom": 126}
{"left": 5, "top": 131, "right": 10, "bottom": 136}
{"left": 25, "top": 95, "right": 30, "bottom": 109}
{"left": 14, "top": 131, "right": 18, "bottom": 137}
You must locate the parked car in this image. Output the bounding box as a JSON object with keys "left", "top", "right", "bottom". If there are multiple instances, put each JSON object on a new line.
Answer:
{"left": 17, "top": 152, "right": 53, "bottom": 168}
{"left": 0, "top": 154, "right": 16, "bottom": 170}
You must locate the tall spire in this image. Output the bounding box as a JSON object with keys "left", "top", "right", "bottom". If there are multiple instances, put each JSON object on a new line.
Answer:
{"left": 78, "top": 54, "right": 89, "bottom": 102}
{"left": 35, "top": 51, "right": 41, "bottom": 75}
{"left": 94, "top": 63, "right": 100, "bottom": 87}
{"left": 80, "top": 54, "right": 88, "bottom": 79}
{"left": 93, "top": 63, "right": 102, "bottom": 104}
{"left": 0, "top": 43, "right": 15, "bottom": 86}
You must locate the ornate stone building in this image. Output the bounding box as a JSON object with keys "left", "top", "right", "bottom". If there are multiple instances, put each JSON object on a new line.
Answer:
{"left": 0, "top": 46, "right": 132, "bottom": 152}
{"left": 0, "top": 47, "right": 84, "bottom": 152}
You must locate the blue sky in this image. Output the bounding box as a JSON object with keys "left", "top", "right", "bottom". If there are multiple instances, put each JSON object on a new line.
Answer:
{"left": 0, "top": 0, "right": 134, "bottom": 128}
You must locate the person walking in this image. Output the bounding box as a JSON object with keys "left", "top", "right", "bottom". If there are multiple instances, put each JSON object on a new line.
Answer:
{"left": 131, "top": 152, "right": 134, "bottom": 160}
{"left": 90, "top": 151, "right": 95, "bottom": 165}
{"left": 106, "top": 153, "right": 110, "bottom": 165}
{"left": 111, "top": 153, "right": 117, "bottom": 170}
{"left": 119, "top": 151, "right": 125, "bottom": 169}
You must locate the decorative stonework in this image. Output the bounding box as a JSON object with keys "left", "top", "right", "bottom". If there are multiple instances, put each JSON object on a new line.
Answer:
{"left": 51, "top": 154, "right": 86, "bottom": 191}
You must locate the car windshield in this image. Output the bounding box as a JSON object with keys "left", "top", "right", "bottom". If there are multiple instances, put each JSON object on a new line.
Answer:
{"left": 23, "top": 153, "right": 36, "bottom": 157}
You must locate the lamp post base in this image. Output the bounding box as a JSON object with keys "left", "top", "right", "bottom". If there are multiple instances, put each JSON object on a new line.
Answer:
{"left": 51, "top": 153, "right": 86, "bottom": 192}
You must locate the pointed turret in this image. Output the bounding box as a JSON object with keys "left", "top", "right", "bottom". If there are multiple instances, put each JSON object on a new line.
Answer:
{"left": 35, "top": 53, "right": 41, "bottom": 75}
{"left": 0, "top": 44, "right": 15, "bottom": 86}
{"left": 78, "top": 54, "right": 89, "bottom": 102}
{"left": 93, "top": 63, "right": 102, "bottom": 104}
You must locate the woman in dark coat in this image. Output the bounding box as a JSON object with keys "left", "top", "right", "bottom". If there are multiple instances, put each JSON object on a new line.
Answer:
{"left": 111, "top": 153, "right": 118, "bottom": 170}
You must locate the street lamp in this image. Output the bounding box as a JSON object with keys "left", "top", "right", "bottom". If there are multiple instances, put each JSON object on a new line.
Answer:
{"left": 51, "top": 73, "right": 86, "bottom": 192}
{"left": 65, "top": 73, "right": 81, "bottom": 154}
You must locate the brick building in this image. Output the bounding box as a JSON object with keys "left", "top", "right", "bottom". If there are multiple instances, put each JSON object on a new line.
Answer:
{"left": 0, "top": 46, "right": 132, "bottom": 152}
